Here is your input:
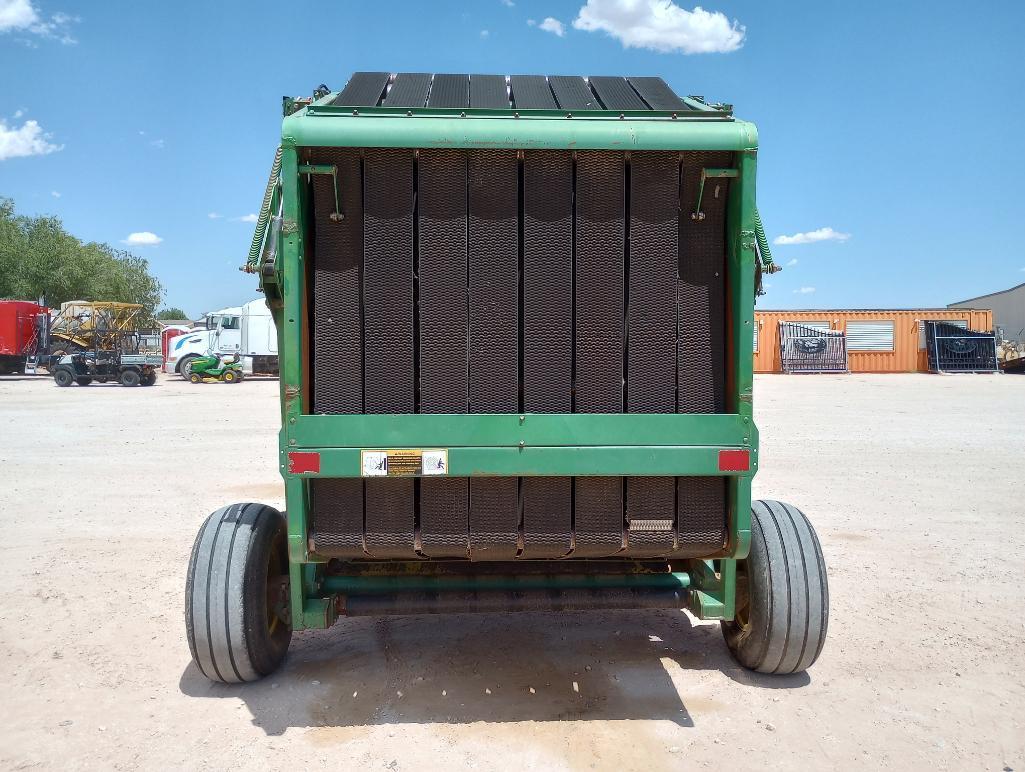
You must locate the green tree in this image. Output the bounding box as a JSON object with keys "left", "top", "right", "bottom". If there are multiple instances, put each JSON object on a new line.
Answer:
{"left": 0, "top": 197, "right": 164, "bottom": 316}
{"left": 156, "top": 307, "right": 189, "bottom": 320}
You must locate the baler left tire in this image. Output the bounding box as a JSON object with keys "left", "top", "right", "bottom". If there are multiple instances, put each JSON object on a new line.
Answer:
{"left": 721, "top": 499, "right": 828, "bottom": 675}
{"left": 185, "top": 503, "right": 292, "bottom": 683}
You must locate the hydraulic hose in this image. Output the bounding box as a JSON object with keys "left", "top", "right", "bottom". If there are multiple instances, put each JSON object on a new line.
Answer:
{"left": 244, "top": 147, "right": 283, "bottom": 273}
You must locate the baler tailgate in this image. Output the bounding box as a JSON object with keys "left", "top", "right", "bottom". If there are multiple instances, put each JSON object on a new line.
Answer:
{"left": 302, "top": 148, "right": 737, "bottom": 560}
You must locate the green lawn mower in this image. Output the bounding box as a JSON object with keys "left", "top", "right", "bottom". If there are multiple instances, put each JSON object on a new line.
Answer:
{"left": 187, "top": 353, "right": 243, "bottom": 384}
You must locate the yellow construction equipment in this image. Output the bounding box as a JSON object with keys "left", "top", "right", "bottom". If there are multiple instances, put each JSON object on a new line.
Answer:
{"left": 47, "top": 301, "right": 145, "bottom": 355}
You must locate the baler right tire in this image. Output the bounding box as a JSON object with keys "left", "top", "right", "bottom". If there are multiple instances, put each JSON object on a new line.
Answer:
{"left": 53, "top": 368, "right": 74, "bottom": 387}
{"left": 721, "top": 499, "right": 828, "bottom": 675}
{"left": 185, "top": 503, "right": 292, "bottom": 683}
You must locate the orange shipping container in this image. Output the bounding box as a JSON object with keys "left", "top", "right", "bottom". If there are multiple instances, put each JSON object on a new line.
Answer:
{"left": 753, "top": 309, "right": 993, "bottom": 373}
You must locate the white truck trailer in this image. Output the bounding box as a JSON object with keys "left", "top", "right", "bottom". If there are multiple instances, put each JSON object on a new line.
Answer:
{"left": 165, "top": 299, "right": 277, "bottom": 377}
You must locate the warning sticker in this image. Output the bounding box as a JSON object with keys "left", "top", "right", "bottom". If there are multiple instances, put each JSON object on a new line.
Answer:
{"left": 360, "top": 449, "right": 448, "bottom": 477}
{"left": 421, "top": 449, "right": 448, "bottom": 476}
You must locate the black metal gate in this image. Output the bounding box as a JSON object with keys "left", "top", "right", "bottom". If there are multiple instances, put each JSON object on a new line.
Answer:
{"left": 779, "top": 322, "right": 848, "bottom": 373}
{"left": 925, "top": 322, "right": 998, "bottom": 373}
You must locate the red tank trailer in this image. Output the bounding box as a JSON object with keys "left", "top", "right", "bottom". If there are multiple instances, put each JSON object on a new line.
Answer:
{"left": 0, "top": 301, "right": 48, "bottom": 375}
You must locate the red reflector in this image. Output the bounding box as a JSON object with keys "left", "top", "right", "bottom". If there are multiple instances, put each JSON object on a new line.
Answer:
{"left": 718, "top": 449, "right": 750, "bottom": 472}
{"left": 288, "top": 452, "right": 321, "bottom": 474}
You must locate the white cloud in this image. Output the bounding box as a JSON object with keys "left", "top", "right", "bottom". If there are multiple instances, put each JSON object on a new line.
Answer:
{"left": 0, "top": 0, "right": 78, "bottom": 44}
{"left": 500, "top": 0, "right": 514, "bottom": 6}
{"left": 235, "top": 213, "right": 259, "bottom": 223}
{"left": 149, "top": 138, "right": 165, "bottom": 149}
{"left": 785, "top": 258, "right": 798, "bottom": 267}
{"left": 122, "top": 231, "right": 163, "bottom": 246}
{"left": 50, "top": 190, "right": 60, "bottom": 198}
{"left": 539, "top": 17, "right": 565, "bottom": 36}
{"left": 573, "top": 0, "right": 744, "bottom": 54}
{"left": 527, "top": 18, "right": 536, "bottom": 25}
{"left": 0, "top": 118, "right": 62, "bottom": 160}
{"left": 773, "top": 226, "right": 851, "bottom": 246}
{"left": 480, "top": 29, "right": 489, "bottom": 38}
{"left": 207, "top": 212, "right": 223, "bottom": 220}
{"left": 0, "top": 0, "right": 36, "bottom": 30}
{"left": 793, "top": 286, "right": 816, "bottom": 295}
{"left": 14, "top": 108, "right": 24, "bottom": 118}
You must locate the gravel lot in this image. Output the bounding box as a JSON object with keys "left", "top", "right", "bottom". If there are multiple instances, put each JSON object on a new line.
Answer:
{"left": 1, "top": 372, "right": 1022, "bottom": 771}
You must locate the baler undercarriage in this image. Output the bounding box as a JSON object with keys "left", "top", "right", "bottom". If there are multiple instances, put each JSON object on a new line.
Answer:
{"left": 186, "top": 72, "right": 827, "bottom": 683}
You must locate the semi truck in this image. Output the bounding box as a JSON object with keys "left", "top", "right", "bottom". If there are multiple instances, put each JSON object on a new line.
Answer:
{"left": 165, "top": 299, "right": 277, "bottom": 377}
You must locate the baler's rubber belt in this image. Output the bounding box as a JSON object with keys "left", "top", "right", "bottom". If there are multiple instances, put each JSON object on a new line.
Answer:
{"left": 362, "top": 149, "right": 417, "bottom": 559}
{"left": 521, "top": 150, "right": 573, "bottom": 559}
{"left": 309, "top": 149, "right": 366, "bottom": 558}
{"left": 676, "top": 150, "right": 733, "bottom": 554}
{"left": 678, "top": 151, "right": 730, "bottom": 415}
{"left": 418, "top": 149, "right": 470, "bottom": 558}
{"left": 467, "top": 150, "right": 520, "bottom": 560}
{"left": 572, "top": 151, "right": 627, "bottom": 558}
{"left": 311, "top": 478, "right": 365, "bottom": 556}
{"left": 625, "top": 152, "right": 680, "bottom": 557}
{"left": 677, "top": 476, "right": 728, "bottom": 557}
{"left": 311, "top": 149, "right": 364, "bottom": 416}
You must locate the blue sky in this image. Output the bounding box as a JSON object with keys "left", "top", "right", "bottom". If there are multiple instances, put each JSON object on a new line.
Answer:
{"left": 2, "top": 0, "right": 1023, "bottom": 316}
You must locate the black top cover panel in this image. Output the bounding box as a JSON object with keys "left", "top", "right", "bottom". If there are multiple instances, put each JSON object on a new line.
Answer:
{"left": 332, "top": 71, "right": 390, "bottom": 107}
{"left": 470, "top": 74, "right": 509, "bottom": 109}
{"left": 509, "top": 75, "right": 557, "bottom": 109}
{"left": 628, "top": 77, "right": 690, "bottom": 110}
{"left": 588, "top": 76, "right": 647, "bottom": 111}
{"left": 331, "top": 72, "right": 691, "bottom": 112}
{"left": 384, "top": 73, "right": 432, "bottom": 108}
{"left": 548, "top": 75, "right": 602, "bottom": 110}
{"left": 428, "top": 73, "right": 470, "bottom": 108}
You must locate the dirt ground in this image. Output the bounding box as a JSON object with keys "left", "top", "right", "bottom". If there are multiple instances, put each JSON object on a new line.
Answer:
{"left": 0, "top": 372, "right": 1022, "bottom": 771}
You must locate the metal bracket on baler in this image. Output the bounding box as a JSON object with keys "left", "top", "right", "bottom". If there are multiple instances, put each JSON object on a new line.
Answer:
{"left": 298, "top": 163, "right": 344, "bottom": 221}
{"left": 692, "top": 167, "right": 739, "bottom": 221}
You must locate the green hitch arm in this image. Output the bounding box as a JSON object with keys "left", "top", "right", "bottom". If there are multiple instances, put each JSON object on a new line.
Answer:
{"left": 243, "top": 146, "right": 283, "bottom": 274}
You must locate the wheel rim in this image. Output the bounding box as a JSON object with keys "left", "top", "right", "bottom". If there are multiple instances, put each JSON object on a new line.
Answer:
{"left": 265, "top": 531, "right": 290, "bottom": 640}
{"left": 734, "top": 561, "right": 751, "bottom": 633}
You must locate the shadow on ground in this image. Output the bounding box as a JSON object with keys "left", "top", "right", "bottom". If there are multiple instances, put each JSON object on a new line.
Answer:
{"left": 180, "top": 609, "right": 809, "bottom": 734}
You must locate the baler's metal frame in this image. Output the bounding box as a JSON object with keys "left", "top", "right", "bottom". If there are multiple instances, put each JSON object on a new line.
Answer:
{"left": 258, "top": 101, "right": 760, "bottom": 633}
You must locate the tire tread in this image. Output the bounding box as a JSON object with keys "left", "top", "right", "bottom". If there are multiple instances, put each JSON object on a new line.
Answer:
{"left": 722, "top": 499, "right": 828, "bottom": 675}
{"left": 185, "top": 503, "right": 290, "bottom": 683}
